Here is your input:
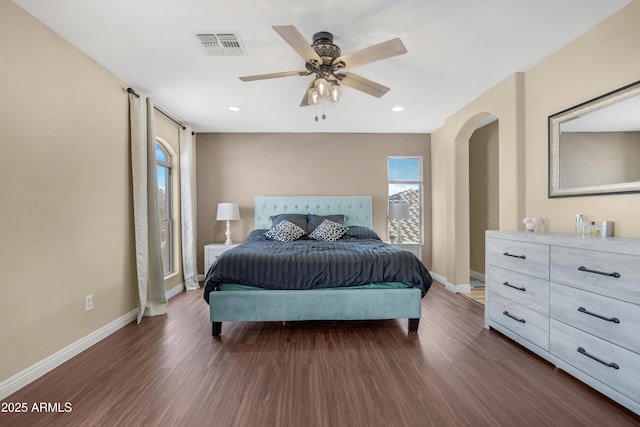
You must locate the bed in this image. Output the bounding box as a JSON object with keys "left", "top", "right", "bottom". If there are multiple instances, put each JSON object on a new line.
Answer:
{"left": 203, "top": 195, "right": 432, "bottom": 336}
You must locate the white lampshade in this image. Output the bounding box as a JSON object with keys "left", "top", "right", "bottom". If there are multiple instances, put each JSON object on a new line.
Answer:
{"left": 216, "top": 203, "right": 240, "bottom": 221}
{"left": 389, "top": 201, "right": 410, "bottom": 220}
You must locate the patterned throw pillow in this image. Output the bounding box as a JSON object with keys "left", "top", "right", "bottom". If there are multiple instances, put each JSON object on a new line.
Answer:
{"left": 308, "top": 219, "right": 348, "bottom": 241}
{"left": 264, "top": 220, "right": 306, "bottom": 242}
{"left": 307, "top": 214, "right": 345, "bottom": 233}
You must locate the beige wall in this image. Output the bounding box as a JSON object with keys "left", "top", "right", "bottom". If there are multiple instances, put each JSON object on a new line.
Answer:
{"left": 525, "top": 0, "right": 640, "bottom": 236}
{"left": 469, "top": 120, "right": 499, "bottom": 275}
{"left": 430, "top": 0, "right": 640, "bottom": 286}
{"left": 195, "top": 133, "right": 431, "bottom": 272}
{"left": 432, "top": 73, "right": 525, "bottom": 286}
{"left": 0, "top": 0, "right": 137, "bottom": 383}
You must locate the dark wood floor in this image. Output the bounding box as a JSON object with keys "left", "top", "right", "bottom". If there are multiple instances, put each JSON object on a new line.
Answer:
{"left": 2, "top": 282, "right": 639, "bottom": 427}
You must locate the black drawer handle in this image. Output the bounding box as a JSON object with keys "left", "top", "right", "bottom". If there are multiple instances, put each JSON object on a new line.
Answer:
{"left": 503, "top": 252, "right": 526, "bottom": 259}
{"left": 578, "top": 266, "right": 621, "bottom": 278}
{"left": 578, "top": 307, "right": 620, "bottom": 324}
{"left": 503, "top": 281, "right": 526, "bottom": 292}
{"left": 503, "top": 311, "right": 526, "bottom": 323}
{"left": 577, "top": 347, "right": 619, "bottom": 370}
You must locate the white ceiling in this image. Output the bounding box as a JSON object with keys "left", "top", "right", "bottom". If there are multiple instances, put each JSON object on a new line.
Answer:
{"left": 12, "top": 0, "right": 630, "bottom": 133}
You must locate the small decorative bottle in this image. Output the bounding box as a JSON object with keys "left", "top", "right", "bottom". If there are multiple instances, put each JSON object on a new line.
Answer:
{"left": 575, "top": 215, "right": 585, "bottom": 237}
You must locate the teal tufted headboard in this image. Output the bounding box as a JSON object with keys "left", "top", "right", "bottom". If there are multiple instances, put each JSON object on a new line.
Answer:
{"left": 254, "top": 196, "right": 373, "bottom": 229}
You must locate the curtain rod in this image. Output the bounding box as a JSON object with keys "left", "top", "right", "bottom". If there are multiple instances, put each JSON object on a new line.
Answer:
{"left": 126, "top": 87, "right": 186, "bottom": 130}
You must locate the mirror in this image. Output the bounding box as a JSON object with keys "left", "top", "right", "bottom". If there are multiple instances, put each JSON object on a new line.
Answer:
{"left": 548, "top": 80, "right": 640, "bottom": 197}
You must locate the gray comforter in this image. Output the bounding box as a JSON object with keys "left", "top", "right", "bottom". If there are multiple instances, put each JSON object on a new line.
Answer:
{"left": 203, "top": 227, "right": 432, "bottom": 303}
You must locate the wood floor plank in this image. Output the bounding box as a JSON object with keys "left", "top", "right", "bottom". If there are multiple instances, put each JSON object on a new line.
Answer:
{"left": 1, "top": 282, "right": 639, "bottom": 426}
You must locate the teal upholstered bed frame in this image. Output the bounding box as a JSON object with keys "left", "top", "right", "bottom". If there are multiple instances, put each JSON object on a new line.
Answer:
{"left": 253, "top": 195, "right": 374, "bottom": 229}
{"left": 208, "top": 196, "right": 422, "bottom": 336}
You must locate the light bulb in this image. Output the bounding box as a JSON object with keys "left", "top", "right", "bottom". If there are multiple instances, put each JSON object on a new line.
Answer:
{"left": 314, "top": 78, "right": 329, "bottom": 97}
{"left": 307, "top": 88, "right": 320, "bottom": 105}
{"left": 329, "top": 83, "right": 341, "bottom": 102}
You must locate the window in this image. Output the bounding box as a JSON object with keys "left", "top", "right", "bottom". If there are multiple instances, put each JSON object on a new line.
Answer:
{"left": 388, "top": 157, "right": 423, "bottom": 243}
{"left": 156, "top": 141, "right": 173, "bottom": 275}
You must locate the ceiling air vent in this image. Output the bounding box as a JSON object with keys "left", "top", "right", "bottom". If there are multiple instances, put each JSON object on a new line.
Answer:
{"left": 197, "top": 32, "right": 246, "bottom": 56}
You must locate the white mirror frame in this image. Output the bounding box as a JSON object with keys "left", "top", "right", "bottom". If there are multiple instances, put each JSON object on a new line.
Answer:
{"left": 549, "top": 80, "right": 640, "bottom": 197}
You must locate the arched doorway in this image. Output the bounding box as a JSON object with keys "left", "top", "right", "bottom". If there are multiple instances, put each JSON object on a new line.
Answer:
{"left": 448, "top": 112, "right": 499, "bottom": 305}
{"left": 465, "top": 115, "right": 499, "bottom": 304}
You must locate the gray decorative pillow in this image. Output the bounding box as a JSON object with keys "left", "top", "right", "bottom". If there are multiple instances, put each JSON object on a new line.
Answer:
{"left": 270, "top": 213, "right": 308, "bottom": 232}
{"left": 264, "top": 220, "right": 306, "bottom": 242}
{"left": 308, "top": 219, "right": 348, "bottom": 241}
{"left": 343, "top": 226, "right": 381, "bottom": 241}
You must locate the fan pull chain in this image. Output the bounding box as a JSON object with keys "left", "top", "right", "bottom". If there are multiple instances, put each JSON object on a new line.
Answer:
{"left": 314, "top": 100, "right": 327, "bottom": 121}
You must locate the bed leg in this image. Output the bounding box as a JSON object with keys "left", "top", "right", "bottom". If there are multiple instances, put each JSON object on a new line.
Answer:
{"left": 408, "top": 318, "right": 420, "bottom": 332}
{"left": 212, "top": 322, "right": 221, "bottom": 337}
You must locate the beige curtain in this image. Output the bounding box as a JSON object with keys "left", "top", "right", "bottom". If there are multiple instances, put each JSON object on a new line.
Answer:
{"left": 129, "top": 93, "right": 168, "bottom": 323}
{"left": 179, "top": 126, "right": 199, "bottom": 290}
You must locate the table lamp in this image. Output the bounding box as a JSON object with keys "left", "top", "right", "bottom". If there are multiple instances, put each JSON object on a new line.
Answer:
{"left": 216, "top": 202, "right": 240, "bottom": 244}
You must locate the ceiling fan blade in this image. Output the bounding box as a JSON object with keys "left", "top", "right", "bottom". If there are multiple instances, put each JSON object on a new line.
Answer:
{"left": 272, "top": 25, "right": 323, "bottom": 66}
{"left": 300, "top": 81, "right": 314, "bottom": 107}
{"left": 333, "top": 38, "right": 407, "bottom": 69}
{"left": 239, "top": 70, "right": 309, "bottom": 82}
{"left": 336, "top": 72, "right": 390, "bottom": 98}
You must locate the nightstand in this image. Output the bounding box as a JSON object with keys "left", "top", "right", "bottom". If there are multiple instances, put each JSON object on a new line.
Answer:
{"left": 204, "top": 243, "right": 240, "bottom": 273}
{"left": 386, "top": 242, "right": 422, "bottom": 259}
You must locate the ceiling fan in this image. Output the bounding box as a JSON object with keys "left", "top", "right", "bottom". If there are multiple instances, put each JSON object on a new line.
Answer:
{"left": 239, "top": 25, "right": 407, "bottom": 111}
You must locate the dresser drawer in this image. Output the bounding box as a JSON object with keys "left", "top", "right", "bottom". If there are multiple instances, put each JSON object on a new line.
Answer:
{"left": 489, "top": 293, "right": 549, "bottom": 350}
{"left": 487, "top": 265, "right": 549, "bottom": 315}
{"left": 550, "top": 246, "right": 640, "bottom": 305}
{"left": 550, "top": 319, "right": 640, "bottom": 404}
{"left": 486, "top": 238, "right": 549, "bottom": 280}
{"left": 550, "top": 283, "right": 640, "bottom": 354}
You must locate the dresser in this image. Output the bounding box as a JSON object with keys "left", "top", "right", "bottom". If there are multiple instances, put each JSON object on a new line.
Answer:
{"left": 485, "top": 231, "right": 640, "bottom": 415}
{"left": 204, "top": 243, "right": 240, "bottom": 274}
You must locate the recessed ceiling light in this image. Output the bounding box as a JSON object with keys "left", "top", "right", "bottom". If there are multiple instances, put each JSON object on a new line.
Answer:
{"left": 228, "top": 106, "right": 241, "bottom": 112}
{"left": 391, "top": 106, "right": 404, "bottom": 112}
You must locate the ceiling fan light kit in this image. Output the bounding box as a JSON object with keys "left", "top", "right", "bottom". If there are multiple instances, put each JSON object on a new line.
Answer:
{"left": 314, "top": 77, "right": 329, "bottom": 97}
{"left": 239, "top": 25, "right": 407, "bottom": 120}
{"left": 307, "top": 87, "right": 320, "bottom": 105}
{"left": 328, "top": 83, "right": 342, "bottom": 102}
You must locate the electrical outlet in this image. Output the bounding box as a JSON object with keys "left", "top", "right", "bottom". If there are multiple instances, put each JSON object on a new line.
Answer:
{"left": 85, "top": 295, "right": 93, "bottom": 312}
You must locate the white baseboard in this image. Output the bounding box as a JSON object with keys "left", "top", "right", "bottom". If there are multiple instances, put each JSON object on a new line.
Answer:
{"left": 470, "top": 270, "right": 485, "bottom": 282}
{"left": 455, "top": 283, "right": 472, "bottom": 293}
{"left": 0, "top": 308, "right": 138, "bottom": 401}
{"left": 430, "top": 272, "right": 472, "bottom": 293}
{"left": 166, "top": 282, "right": 185, "bottom": 299}
{"left": 430, "top": 271, "right": 448, "bottom": 288}
{"left": 0, "top": 283, "right": 187, "bottom": 401}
